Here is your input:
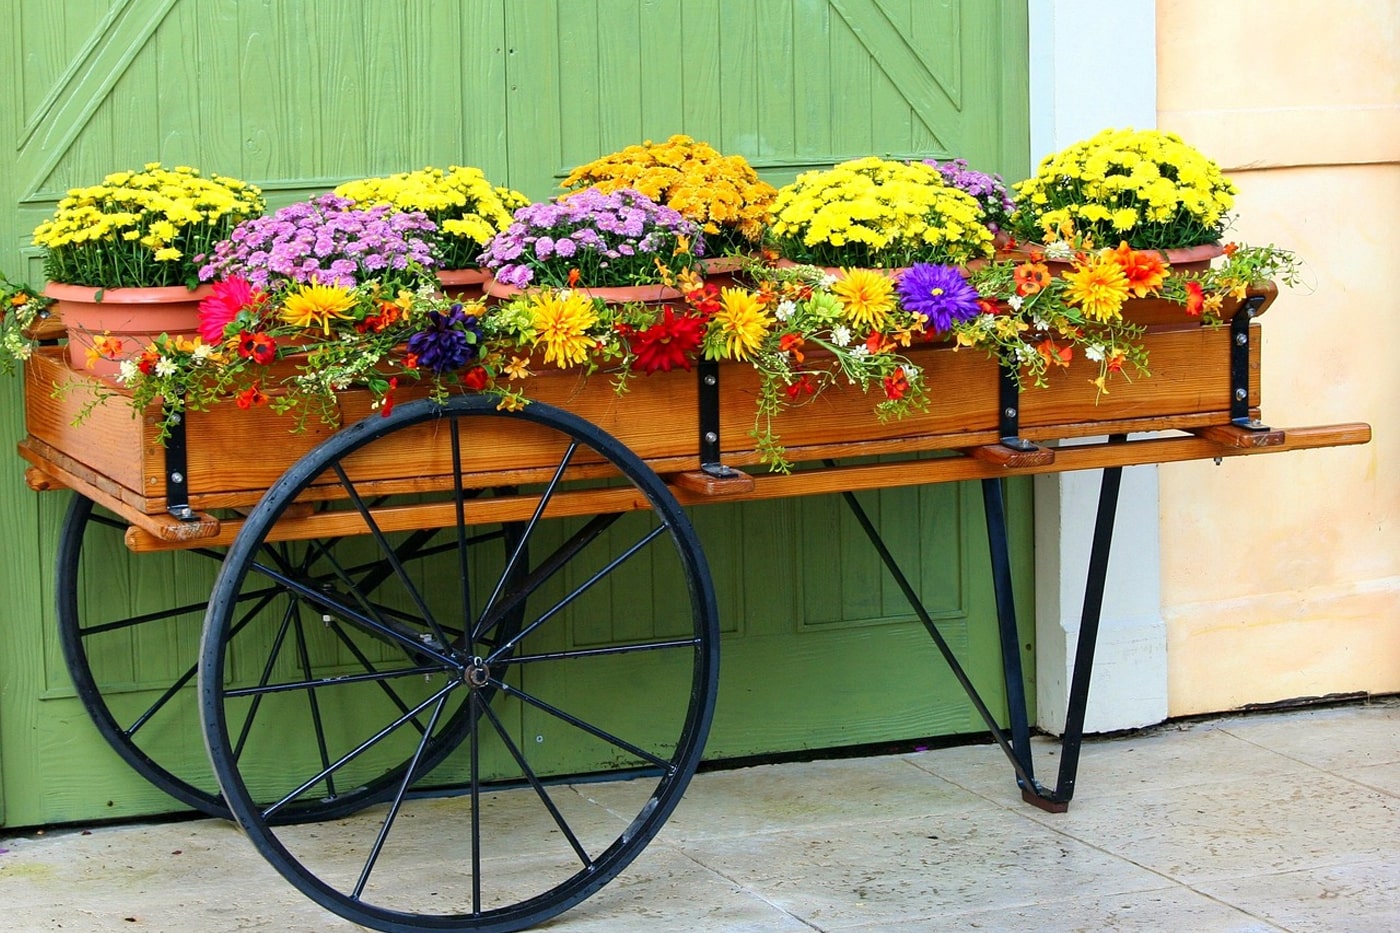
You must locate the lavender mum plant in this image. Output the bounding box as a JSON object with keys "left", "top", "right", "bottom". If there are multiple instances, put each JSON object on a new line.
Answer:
{"left": 923, "top": 158, "right": 1015, "bottom": 234}
{"left": 199, "top": 193, "right": 439, "bottom": 291}
{"left": 478, "top": 187, "right": 702, "bottom": 289}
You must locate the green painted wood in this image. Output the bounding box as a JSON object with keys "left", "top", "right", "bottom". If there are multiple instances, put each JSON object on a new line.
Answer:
{"left": 0, "top": 0, "right": 1030, "bottom": 826}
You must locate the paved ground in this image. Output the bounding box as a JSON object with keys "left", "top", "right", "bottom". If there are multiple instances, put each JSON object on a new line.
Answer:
{"left": 0, "top": 699, "right": 1396, "bottom": 932}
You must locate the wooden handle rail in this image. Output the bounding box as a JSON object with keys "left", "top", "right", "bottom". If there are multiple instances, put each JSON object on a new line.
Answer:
{"left": 55, "top": 421, "right": 1366, "bottom": 553}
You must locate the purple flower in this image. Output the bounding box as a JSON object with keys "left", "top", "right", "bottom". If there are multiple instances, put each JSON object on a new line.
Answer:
{"left": 476, "top": 187, "right": 700, "bottom": 288}
{"left": 897, "top": 263, "right": 981, "bottom": 333}
{"left": 405, "top": 304, "right": 482, "bottom": 373}
{"left": 200, "top": 193, "right": 439, "bottom": 289}
{"left": 923, "top": 158, "right": 1015, "bottom": 232}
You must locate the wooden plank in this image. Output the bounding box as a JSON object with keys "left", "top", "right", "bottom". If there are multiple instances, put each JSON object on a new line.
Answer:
{"left": 118, "top": 422, "right": 1371, "bottom": 553}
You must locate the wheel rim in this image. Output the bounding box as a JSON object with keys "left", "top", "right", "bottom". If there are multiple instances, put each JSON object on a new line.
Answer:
{"left": 56, "top": 494, "right": 524, "bottom": 824}
{"left": 200, "top": 395, "right": 719, "bottom": 932}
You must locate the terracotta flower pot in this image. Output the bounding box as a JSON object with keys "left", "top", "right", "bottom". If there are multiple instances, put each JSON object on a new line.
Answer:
{"left": 435, "top": 267, "right": 490, "bottom": 302}
{"left": 45, "top": 282, "right": 214, "bottom": 383}
{"left": 482, "top": 277, "right": 683, "bottom": 304}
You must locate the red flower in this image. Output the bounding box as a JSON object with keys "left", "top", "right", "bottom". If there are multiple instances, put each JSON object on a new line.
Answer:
{"left": 785, "top": 373, "right": 817, "bottom": 400}
{"left": 1184, "top": 280, "right": 1205, "bottom": 317}
{"left": 199, "top": 276, "right": 267, "bottom": 344}
{"left": 628, "top": 307, "right": 707, "bottom": 374}
{"left": 683, "top": 283, "right": 721, "bottom": 318}
{"left": 462, "top": 366, "right": 489, "bottom": 392}
{"left": 883, "top": 367, "right": 910, "bottom": 401}
{"left": 357, "top": 299, "right": 404, "bottom": 334}
{"left": 1109, "top": 242, "right": 1168, "bottom": 297}
{"left": 235, "top": 383, "right": 267, "bottom": 409}
{"left": 136, "top": 348, "right": 160, "bottom": 376}
{"left": 236, "top": 330, "right": 277, "bottom": 365}
{"left": 379, "top": 377, "right": 398, "bottom": 418}
{"left": 1035, "top": 338, "right": 1073, "bottom": 368}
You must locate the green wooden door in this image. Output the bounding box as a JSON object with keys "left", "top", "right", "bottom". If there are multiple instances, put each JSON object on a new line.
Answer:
{"left": 0, "top": 0, "right": 1030, "bottom": 826}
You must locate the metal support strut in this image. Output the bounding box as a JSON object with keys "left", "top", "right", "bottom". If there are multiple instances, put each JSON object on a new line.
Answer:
{"left": 696, "top": 360, "right": 741, "bottom": 479}
{"left": 835, "top": 441, "right": 1125, "bottom": 813}
{"left": 1230, "top": 294, "right": 1270, "bottom": 431}
{"left": 163, "top": 406, "right": 195, "bottom": 521}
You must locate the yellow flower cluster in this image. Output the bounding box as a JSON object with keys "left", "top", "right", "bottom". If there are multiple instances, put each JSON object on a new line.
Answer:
{"left": 33, "top": 163, "right": 264, "bottom": 288}
{"left": 768, "top": 157, "right": 994, "bottom": 268}
{"left": 1011, "top": 128, "right": 1237, "bottom": 251}
{"left": 335, "top": 166, "right": 528, "bottom": 268}
{"left": 561, "top": 135, "right": 777, "bottom": 250}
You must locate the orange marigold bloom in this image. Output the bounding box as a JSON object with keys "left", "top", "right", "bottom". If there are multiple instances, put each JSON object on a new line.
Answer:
{"left": 1110, "top": 242, "right": 1168, "bottom": 297}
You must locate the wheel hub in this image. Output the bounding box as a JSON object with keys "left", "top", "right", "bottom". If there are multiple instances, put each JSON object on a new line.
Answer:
{"left": 464, "top": 656, "right": 492, "bottom": 689}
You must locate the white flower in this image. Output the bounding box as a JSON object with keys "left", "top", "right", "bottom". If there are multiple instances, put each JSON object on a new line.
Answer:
{"left": 1084, "top": 344, "right": 1106, "bottom": 362}
{"left": 155, "top": 357, "right": 178, "bottom": 378}
{"left": 1032, "top": 315, "right": 1050, "bottom": 331}
{"left": 117, "top": 359, "right": 139, "bottom": 384}
{"left": 850, "top": 345, "right": 869, "bottom": 358}
{"left": 818, "top": 273, "right": 839, "bottom": 288}
{"left": 775, "top": 299, "right": 797, "bottom": 321}
{"left": 1008, "top": 294, "right": 1025, "bottom": 312}
{"left": 830, "top": 325, "right": 851, "bottom": 347}
{"left": 1044, "top": 240, "right": 1074, "bottom": 261}
{"left": 191, "top": 343, "right": 215, "bottom": 363}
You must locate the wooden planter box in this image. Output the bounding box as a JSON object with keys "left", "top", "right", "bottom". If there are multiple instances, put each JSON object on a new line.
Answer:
{"left": 17, "top": 285, "right": 1370, "bottom": 550}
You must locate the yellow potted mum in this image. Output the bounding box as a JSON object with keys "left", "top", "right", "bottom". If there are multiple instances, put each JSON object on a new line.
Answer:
{"left": 31, "top": 162, "right": 264, "bottom": 378}
{"left": 1008, "top": 127, "right": 1237, "bottom": 267}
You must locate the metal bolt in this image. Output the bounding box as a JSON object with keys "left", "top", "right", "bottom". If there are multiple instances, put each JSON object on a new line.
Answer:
{"left": 1004, "top": 407, "right": 1017, "bottom": 419}
{"left": 704, "top": 431, "right": 719, "bottom": 444}
{"left": 703, "top": 374, "right": 717, "bottom": 386}
{"left": 1235, "top": 332, "right": 1248, "bottom": 346}
{"left": 170, "top": 471, "right": 184, "bottom": 484}
{"left": 1234, "top": 388, "right": 1248, "bottom": 401}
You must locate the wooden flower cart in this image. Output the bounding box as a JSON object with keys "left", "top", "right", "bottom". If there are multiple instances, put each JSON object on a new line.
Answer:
{"left": 16, "top": 285, "right": 1369, "bottom": 932}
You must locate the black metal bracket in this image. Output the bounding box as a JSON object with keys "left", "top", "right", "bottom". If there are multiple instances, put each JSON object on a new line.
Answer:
{"left": 163, "top": 406, "right": 196, "bottom": 522}
{"left": 998, "top": 363, "right": 1039, "bottom": 452}
{"left": 696, "top": 360, "right": 740, "bottom": 479}
{"left": 1229, "top": 294, "right": 1270, "bottom": 431}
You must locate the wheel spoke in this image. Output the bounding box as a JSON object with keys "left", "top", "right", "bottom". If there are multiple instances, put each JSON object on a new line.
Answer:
{"left": 473, "top": 512, "right": 621, "bottom": 642}
{"left": 480, "top": 440, "right": 579, "bottom": 624}
{"left": 352, "top": 693, "right": 449, "bottom": 900}
{"left": 488, "top": 523, "right": 669, "bottom": 663}
{"left": 477, "top": 690, "right": 593, "bottom": 868}
{"left": 506, "top": 636, "right": 702, "bottom": 667}
{"left": 493, "top": 677, "right": 672, "bottom": 771}
{"left": 259, "top": 681, "right": 458, "bottom": 820}
{"left": 330, "top": 462, "right": 452, "bottom": 651}
{"left": 232, "top": 596, "right": 299, "bottom": 762}
{"left": 223, "top": 663, "right": 449, "bottom": 699}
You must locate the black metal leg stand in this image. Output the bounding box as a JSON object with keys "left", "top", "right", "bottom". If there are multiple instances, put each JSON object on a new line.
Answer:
{"left": 838, "top": 457, "right": 1125, "bottom": 812}
{"left": 979, "top": 460, "right": 1125, "bottom": 812}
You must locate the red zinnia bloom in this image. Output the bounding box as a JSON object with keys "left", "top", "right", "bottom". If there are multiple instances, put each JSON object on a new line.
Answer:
{"left": 629, "top": 307, "right": 707, "bottom": 374}
{"left": 462, "top": 366, "right": 490, "bottom": 392}
{"left": 1184, "top": 280, "right": 1205, "bottom": 317}
{"left": 883, "top": 367, "right": 910, "bottom": 401}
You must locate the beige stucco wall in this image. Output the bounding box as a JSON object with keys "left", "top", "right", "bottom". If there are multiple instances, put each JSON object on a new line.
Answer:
{"left": 1156, "top": 1, "right": 1400, "bottom": 714}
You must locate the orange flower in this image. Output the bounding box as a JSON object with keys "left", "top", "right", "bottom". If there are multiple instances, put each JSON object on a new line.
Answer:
{"left": 1013, "top": 262, "right": 1051, "bottom": 296}
{"left": 1184, "top": 280, "right": 1205, "bottom": 317}
{"left": 778, "top": 332, "right": 806, "bottom": 363}
{"left": 1110, "top": 242, "right": 1168, "bottom": 297}
{"left": 235, "top": 383, "right": 268, "bottom": 409}
{"left": 882, "top": 366, "right": 910, "bottom": 401}
{"left": 1036, "top": 338, "right": 1073, "bottom": 368}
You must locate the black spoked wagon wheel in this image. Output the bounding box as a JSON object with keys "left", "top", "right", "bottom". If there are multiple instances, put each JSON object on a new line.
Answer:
{"left": 200, "top": 395, "right": 720, "bottom": 933}
{"left": 57, "top": 493, "right": 526, "bottom": 823}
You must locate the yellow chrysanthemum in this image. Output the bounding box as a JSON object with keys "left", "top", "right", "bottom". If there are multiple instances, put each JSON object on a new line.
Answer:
{"left": 528, "top": 290, "right": 598, "bottom": 368}
{"left": 832, "top": 268, "right": 896, "bottom": 331}
{"left": 280, "top": 281, "right": 358, "bottom": 335}
{"left": 711, "top": 287, "right": 772, "bottom": 361}
{"left": 1063, "top": 256, "right": 1131, "bottom": 322}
